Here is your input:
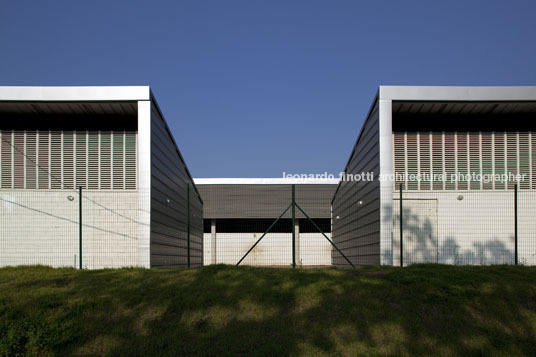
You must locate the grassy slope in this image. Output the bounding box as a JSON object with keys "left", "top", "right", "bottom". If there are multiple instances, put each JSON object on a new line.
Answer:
{"left": 1, "top": 264, "right": 535, "bottom": 356}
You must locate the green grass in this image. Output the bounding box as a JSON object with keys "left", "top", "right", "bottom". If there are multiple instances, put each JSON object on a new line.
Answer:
{"left": 1, "top": 264, "right": 536, "bottom": 356}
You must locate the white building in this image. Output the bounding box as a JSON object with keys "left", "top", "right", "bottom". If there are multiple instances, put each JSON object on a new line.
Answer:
{"left": 0, "top": 86, "right": 203, "bottom": 269}
{"left": 332, "top": 86, "right": 536, "bottom": 266}
{"left": 195, "top": 178, "right": 338, "bottom": 266}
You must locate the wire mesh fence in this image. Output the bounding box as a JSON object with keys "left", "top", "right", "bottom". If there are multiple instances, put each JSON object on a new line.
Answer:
{"left": 0, "top": 187, "right": 148, "bottom": 269}
{"left": 199, "top": 182, "right": 351, "bottom": 267}
{"left": 0, "top": 128, "right": 201, "bottom": 270}
{"left": 394, "top": 184, "right": 536, "bottom": 266}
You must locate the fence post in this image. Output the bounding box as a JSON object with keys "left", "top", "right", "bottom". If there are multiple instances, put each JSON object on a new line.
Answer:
{"left": 514, "top": 183, "right": 518, "bottom": 265}
{"left": 292, "top": 184, "right": 296, "bottom": 269}
{"left": 399, "top": 183, "right": 403, "bottom": 267}
{"left": 187, "top": 183, "right": 191, "bottom": 268}
{"left": 79, "top": 186, "right": 82, "bottom": 270}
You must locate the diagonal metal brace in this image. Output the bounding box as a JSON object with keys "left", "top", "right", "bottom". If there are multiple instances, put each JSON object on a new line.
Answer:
{"left": 295, "top": 203, "right": 355, "bottom": 268}
{"left": 236, "top": 203, "right": 292, "bottom": 266}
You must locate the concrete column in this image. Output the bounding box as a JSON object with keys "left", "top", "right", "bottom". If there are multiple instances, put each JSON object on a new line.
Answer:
{"left": 211, "top": 219, "right": 216, "bottom": 264}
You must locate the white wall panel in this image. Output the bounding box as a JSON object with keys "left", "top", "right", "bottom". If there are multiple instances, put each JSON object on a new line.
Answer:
{"left": 0, "top": 190, "right": 139, "bottom": 268}
{"left": 391, "top": 191, "right": 535, "bottom": 266}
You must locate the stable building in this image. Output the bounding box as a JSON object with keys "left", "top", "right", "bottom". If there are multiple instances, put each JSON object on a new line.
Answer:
{"left": 332, "top": 86, "right": 536, "bottom": 266}
{"left": 0, "top": 86, "right": 203, "bottom": 269}
{"left": 195, "top": 178, "right": 338, "bottom": 266}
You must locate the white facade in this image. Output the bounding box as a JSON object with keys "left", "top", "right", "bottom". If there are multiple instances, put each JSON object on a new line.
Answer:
{"left": 0, "top": 86, "right": 202, "bottom": 269}
{"left": 333, "top": 86, "right": 536, "bottom": 266}
{"left": 392, "top": 191, "right": 536, "bottom": 266}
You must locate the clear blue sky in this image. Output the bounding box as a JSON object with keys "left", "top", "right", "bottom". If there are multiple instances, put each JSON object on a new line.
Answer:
{"left": 2, "top": 1, "right": 535, "bottom": 178}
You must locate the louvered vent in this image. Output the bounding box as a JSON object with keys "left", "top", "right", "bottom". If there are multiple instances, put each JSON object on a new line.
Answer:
{"left": 100, "top": 132, "right": 111, "bottom": 189}
{"left": 1, "top": 131, "right": 13, "bottom": 188}
{"left": 506, "top": 132, "right": 517, "bottom": 190}
{"left": 50, "top": 131, "right": 62, "bottom": 189}
{"left": 13, "top": 131, "right": 25, "bottom": 189}
{"left": 530, "top": 133, "right": 536, "bottom": 190}
{"left": 457, "top": 133, "right": 468, "bottom": 190}
{"left": 38, "top": 131, "right": 50, "bottom": 189}
{"left": 469, "top": 133, "right": 481, "bottom": 190}
{"left": 63, "top": 131, "right": 74, "bottom": 189}
{"left": 419, "top": 132, "right": 431, "bottom": 190}
{"left": 25, "top": 132, "right": 37, "bottom": 189}
{"left": 432, "top": 133, "right": 443, "bottom": 190}
{"left": 519, "top": 132, "right": 530, "bottom": 189}
{"left": 75, "top": 131, "right": 87, "bottom": 189}
{"left": 393, "top": 131, "right": 533, "bottom": 191}
{"left": 113, "top": 132, "right": 124, "bottom": 189}
{"left": 0, "top": 130, "right": 137, "bottom": 190}
{"left": 481, "top": 133, "right": 493, "bottom": 190}
{"left": 88, "top": 132, "right": 99, "bottom": 189}
{"left": 125, "top": 131, "right": 137, "bottom": 189}
{"left": 494, "top": 133, "right": 506, "bottom": 190}
{"left": 444, "top": 133, "right": 455, "bottom": 190}
{"left": 393, "top": 132, "right": 405, "bottom": 190}
{"left": 406, "top": 133, "right": 418, "bottom": 190}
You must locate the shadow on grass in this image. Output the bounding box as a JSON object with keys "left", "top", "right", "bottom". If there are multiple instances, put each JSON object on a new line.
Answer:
{"left": 1, "top": 264, "right": 536, "bottom": 356}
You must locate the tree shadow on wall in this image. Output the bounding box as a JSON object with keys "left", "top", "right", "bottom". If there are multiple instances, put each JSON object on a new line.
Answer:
{"left": 387, "top": 204, "right": 514, "bottom": 266}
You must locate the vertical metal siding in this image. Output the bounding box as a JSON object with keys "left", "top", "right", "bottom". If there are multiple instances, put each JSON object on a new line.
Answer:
{"left": 149, "top": 102, "right": 203, "bottom": 268}
{"left": 332, "top": 101, "right": 381, "bottom": 265}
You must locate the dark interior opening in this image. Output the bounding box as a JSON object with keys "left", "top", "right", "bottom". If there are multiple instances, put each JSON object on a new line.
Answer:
{"left": 0, "top": 101, "right": 138, "bottom": 131}
{"left": 392, "top": 101, "right": 536, "bottom": 132}
{"left": 203, "top": 218, "right": 331, "bottom": 233}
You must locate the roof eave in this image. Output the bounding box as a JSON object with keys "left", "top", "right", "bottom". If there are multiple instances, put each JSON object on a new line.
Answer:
{"left": 379, "top": 85, "right": 536, "bottom": 102}
{"left": 0, "top": 86, "right": 151, "bottom": 102}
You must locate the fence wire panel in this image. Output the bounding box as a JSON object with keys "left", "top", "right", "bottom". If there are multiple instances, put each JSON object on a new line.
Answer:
{"left": 393, "top": 187, "right": 536, "bottom": 266}
{"left": 0, "top": 125, "right": 204, "bottom": 269}
{"left": 199, "top": 183, "right": 344, "bottom": 267}
{"left": 0, "top": 190, "right": 78, "bottom": 267}
{"left": 0, "top": 188, "right": 149, "bottom": 269}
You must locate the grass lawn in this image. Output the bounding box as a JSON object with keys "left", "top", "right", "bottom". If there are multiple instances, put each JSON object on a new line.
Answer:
{"left": 1, "top": 264, "right": 535, "bottom": 356}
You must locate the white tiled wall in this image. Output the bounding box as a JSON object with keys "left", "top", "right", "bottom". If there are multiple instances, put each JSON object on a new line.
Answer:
{"left": 0, "top": 189, "right": 139, "bottom": 268}
{"left": 203, "top": 232, "right": 332, "bottom": 266}
{"left": 392, "top": 191, "right": 536, "bottom": 266}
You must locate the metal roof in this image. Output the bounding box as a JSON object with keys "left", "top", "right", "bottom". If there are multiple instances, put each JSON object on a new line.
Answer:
{"left": 392, "top": 101, "right": 536, "bottom": 115}
{"left": 0, "top": 86, "right": 150, "bottom": 101}
{"left": 196, "top": 183, "right": 338, "bottom": 219}
{"left": 0, "top": 101, "right": 138, "bottom": 117}
{"left": 194, "top": 178, "right": 340, "bottom": 185}
{"left": 379, "top": 86, "right": 536, "bottom": 101}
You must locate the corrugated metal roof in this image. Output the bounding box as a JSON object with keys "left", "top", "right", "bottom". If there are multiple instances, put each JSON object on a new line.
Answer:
{"left": 380, "top": 86, "right": 536, "bottom": 101}
{"left": 0, "top": 101, "right": 137, "bottom": 116}
{"left": 194, "top": 178, "right": 339, "bottom": 185}
{"left": 197, "top": 183, "right": 337, "bottom": 219}
{"left": 392, "top": 101, "right": 536, "bottom": 116}
{"left": 0, "top": 86, "right": 150, "bottom": 101}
